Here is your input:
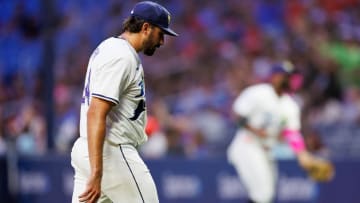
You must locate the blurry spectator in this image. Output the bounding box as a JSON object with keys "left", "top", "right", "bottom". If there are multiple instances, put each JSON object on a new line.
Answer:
{"left": 185, "top": 130, "right": 209, "bottom": 159}
{"left": 140, "top": 131, "right": 168, "bottom": 159}
{"left": 342, "top": 86, "right": 360, "bottom": 124}
{"left": 0, "top": 136, "right": 6, "bottom": 156}
{"left": 53, "top": 83, "right": 79, "bottom": 153}
{"left": 304, "top": 128, "right": 331, "bottom": 159}
{"left": 164, "top": 127, "right": 186, "bottom": 158}
{"left": 190, "top": 108, "right": 228, "bottom": 152}
{"left": 4, "top": 101, "right": 46, "bottom": 155}
{"left": 140, "top": 115, "right": 167, "bottom": 159}
{"left": 0, "top": 106, "right": 6, "bottom": 155}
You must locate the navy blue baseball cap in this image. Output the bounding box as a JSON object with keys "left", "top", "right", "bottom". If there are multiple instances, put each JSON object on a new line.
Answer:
{"left": 271, "top": 61, "right": 295, "bottom": 75}
{"left": 130, "top": 1, "right": 178, "bottom": 36}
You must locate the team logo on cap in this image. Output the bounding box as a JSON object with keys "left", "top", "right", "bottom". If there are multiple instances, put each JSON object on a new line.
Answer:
{"left": 167, "top": 14, "right": 171, "bottom": 25}
{"left": 282, "top": 61, "right": 294, "bottom": 72}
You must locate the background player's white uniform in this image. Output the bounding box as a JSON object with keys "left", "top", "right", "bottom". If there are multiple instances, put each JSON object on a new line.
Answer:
{"left": 227, "top": 83, "right": 300, "bottom": 203}
{"left": 71, "top": 37, "right": 158, "bottom": 203}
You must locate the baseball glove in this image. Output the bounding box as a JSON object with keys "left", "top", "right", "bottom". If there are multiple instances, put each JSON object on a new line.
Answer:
{"left": 307, "top": 158, "right": 335, "bottom": 182}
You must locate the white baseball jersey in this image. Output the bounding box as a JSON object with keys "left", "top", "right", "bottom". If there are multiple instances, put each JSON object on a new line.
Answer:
{"left": 79, "top": 37, "right": 147, "bottom": 147}
{"left": 228, "top": 83, "right": 301, "bottom": 202}
{"left": 232, "top": 83, "right": 300, "bottom": 149}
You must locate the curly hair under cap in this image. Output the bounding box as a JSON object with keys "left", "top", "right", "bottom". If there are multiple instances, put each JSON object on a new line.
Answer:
{"left": 121, "top": 16, "right": 153, "bottom": 33}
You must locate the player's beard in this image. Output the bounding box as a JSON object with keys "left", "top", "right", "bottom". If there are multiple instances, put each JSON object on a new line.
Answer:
{"left": 143, "top": 31, "right": 160, "bottom": 56}
{"left": 280, "top": 76, "right": 290, "bottom": 92}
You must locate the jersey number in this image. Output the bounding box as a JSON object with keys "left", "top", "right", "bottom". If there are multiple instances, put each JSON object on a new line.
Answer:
{"left": 81, "top": 69, "right": 91, "bottom": 105}
{"left": 82, "top": 48, "right": 99, "bottom": 105}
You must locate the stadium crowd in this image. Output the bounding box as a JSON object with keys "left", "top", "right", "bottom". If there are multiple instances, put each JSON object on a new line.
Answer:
{"left": 0, "top": 0, "right": 360, "bottom": 159}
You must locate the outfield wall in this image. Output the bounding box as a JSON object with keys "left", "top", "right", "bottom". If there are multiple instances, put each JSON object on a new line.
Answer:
{"left": 0, "top": 156, "right": 359, "bottom": 203}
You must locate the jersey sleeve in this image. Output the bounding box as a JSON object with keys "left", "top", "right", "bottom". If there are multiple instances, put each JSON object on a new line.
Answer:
{"left": 232, "top": 86, "right": 258, "bottom": 117}
{"left": 283, "top": 98, "right": 301, "bottom": 130}
{"left": 91, "top": 57, "right": 132, "bottom": 105}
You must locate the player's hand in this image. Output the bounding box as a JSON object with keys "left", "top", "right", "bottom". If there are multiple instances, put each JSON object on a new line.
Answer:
{"left": 79, "top": 175, "right": 102, "bottom": 203}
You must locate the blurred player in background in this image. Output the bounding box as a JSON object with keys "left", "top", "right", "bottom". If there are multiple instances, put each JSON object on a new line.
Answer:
{"left": 227, "top": 61, "right": 333, "bottom": 203}
{"left": 70, "top": 1, "right": 177, "bottom": 203}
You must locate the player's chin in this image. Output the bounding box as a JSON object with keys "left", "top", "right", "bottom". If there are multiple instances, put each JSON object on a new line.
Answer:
{"left": 144, "top": 47, "right": 156, "bottom": 56}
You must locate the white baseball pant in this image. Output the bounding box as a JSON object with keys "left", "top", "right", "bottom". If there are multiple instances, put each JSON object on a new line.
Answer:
{"left": 71, "top": 137, "right": 159, "bottom": 203}
{"left": 228, "top": 131, "right": 277, "bottom": 203}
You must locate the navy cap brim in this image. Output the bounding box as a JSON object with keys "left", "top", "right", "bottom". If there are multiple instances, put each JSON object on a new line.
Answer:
{"left": 160, "top": 26, "right": 178, "bottom": 36}
{"left": 131, "top": 14, "right": 178, "bottom": 36}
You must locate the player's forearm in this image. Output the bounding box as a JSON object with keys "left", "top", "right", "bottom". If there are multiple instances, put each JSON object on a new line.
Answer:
{"left": 296, "top": 150, "right": 313, "bottom": 169}
{"left": 87, "top": 107, "right": 107, "bottom": 177}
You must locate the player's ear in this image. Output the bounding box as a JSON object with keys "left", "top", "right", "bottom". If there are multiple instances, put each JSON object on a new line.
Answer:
{"left": 141, "top": 22, "right": 152, "bottom": 35}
